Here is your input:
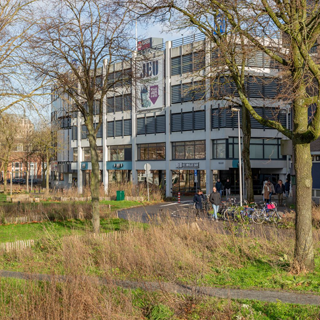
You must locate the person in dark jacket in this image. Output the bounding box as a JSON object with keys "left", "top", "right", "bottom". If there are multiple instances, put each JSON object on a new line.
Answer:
{"left": 193, "top": 189, "right": 205, "bottom": 218}
{"left": 284, "top": 179, "right": 290, "bottom": 198}
{"left": 224, "top": 179, "right": 231, "bottom": 199}
{"left": 215, "top": 179, "right": 223, "bottom": 197}
{"left": 275, "top": 180, "right": 285, "bottom": 206}
{"left": 209, "top": 187, "right": 221, "bottom": 221}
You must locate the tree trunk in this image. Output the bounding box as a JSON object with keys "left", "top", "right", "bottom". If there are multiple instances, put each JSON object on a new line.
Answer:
{"left": 293, "top": 141, "right": 314, "bottom": 271}
{"left": 46, "top": 150, "right": 50, "bottom": 195}
{"left": 3, "top": 161, "right": 8, "bottom": 192}
{"left": 87, "top": 121, "right": 100, "bottom": 233}
{"left": 242, "top": 105, "right": 254, "bottom": 202}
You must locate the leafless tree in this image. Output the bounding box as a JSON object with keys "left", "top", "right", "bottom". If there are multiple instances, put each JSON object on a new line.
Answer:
{"left": 133, "top": 0, "right": 320, "bottom": 271}
{"left": 29, "top": 0, "right": 134, "bottom": 233}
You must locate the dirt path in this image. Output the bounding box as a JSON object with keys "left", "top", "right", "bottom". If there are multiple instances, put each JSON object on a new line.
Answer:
{"left": 1, "top": 270, "right": 319, "bottom": 306}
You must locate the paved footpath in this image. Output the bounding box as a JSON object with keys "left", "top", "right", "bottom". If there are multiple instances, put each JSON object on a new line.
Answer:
{"left": 1, "top": 270, "right": 319, "bottom": 306}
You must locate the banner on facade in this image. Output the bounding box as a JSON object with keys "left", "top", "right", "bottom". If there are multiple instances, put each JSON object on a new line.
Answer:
{"left": 136, "top": 53, "right": 164, "bottom": 111}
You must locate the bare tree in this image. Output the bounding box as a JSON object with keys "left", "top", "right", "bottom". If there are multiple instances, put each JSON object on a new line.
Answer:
{"left": 0, "top": 114, "right": 23, "bottom": 192}
{"left": 134, "top": 0, "right": 320, "bottom": 271}
{"left": 29, "top": 0, "right": 133, "bottom": 233}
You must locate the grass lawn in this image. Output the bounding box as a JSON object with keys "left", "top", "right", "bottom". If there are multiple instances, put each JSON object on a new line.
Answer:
{"left": 203, "top": 255, "right": 320, "bottom": 293}
{"left": 0, "top": 218, "right": 128, "bottom": 243}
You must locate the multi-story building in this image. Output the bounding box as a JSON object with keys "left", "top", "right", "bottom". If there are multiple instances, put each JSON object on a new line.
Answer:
{"left": 0, "top": 115, "right": 43, "bottom": 181}
{"left": 51, "top": 34, "right": 291, "bottom": 197}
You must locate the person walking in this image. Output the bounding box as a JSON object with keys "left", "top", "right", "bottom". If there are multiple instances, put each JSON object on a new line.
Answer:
{"left": 209, "top": 187, "right": 221, "bottom": 221}
{"left": 275, "top": 180, "right": 285, "bottom": 206}
{"left": 262, "top": 179, "right": 268, "bottom": 202}
{"left": 193, "top": 189, "right": 205, "bottom": 219}
{"left": 215, "top": 179, "right": 223, "bottom": 197}
{"left": 269, "top": 180, "right": 275, "bottom": 202}
{"left": 263, "top": 180, "right": 272, "bottom": 203}
{"left": 285, "top": 179, "right": 290, "bottom": 198}
{"left": 224, "top": 179, "right": 231, "bottom": 199}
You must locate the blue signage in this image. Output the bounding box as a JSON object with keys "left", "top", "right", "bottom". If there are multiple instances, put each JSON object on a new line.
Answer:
{"left": 81, "top": 162, "right": 88, "bottom": 171}
{"left": 107, "top": 161, "right": 132, "bottom": 170}
{"left": 194, "top": 170, "right": 197, "bottom": 177}
{"left": 213, "top": 14, "right": 226, "bottom": 35}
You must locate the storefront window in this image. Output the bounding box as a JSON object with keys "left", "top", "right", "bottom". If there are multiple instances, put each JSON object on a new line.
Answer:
{"left": 108, "top": 170, "right": 131, "bottom": 183}
{"left": 172, "top": 141, "right": 205, "bottom": 160}
{"left": 109, "top": 145, "right": 132, "bottom": 161}
{"left": 84, "top": 148, "right": 91, "bottom": 161}
{"left": 137, "top": 143, "right": 165, "bottom": 161}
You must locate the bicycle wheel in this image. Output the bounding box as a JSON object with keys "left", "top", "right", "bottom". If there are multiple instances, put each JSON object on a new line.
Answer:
{"left": 269, "top": 210, "right": 280, "bottom": 224}
{"left": 224, "top": 208, "right": 235, "bottom": 221}
{"left": 251, "top": 210, "right": 265, "bottom": 224}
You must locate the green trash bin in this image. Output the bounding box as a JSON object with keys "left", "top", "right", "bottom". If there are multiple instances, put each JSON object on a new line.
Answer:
{"left": 116, "top": 190, "right": 125, "bottom": 201}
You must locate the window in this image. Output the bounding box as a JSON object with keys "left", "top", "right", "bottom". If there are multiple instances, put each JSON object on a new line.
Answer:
{"left": 72, "top": 126, "right": 77, "bottom": 140}
{"left": 73, "top": 148, "right": 78, "bottom": 162}
{"left": 137, "top": 143, "right": 165, "bottom": 161}
{"left": 81, "top": 125, "right": 88, "bottom": 139}
{"left": 213, "top": 140, "right": 226, "bottom": 158}
{"left": 16, "top": 144, "right": 23, "bottom": 152}
{"left": 107, "top": 97, "right": 114, "bottom": 113}
{"left": 171, "top": 82, "right": 205, "bottom": 104}
{"left": 171, "top": 51, "right": 205, "bottom": 76}
{"left": 108, "top": 145, "right": 132, "bottom": 161}
{"left": 83, "top": 147, "right": 103, "bottom": 161}
{"left": 172, "top": 141, "right": 206, "bottom": 160}
{"left": 107, "top": 68, "right": 132, "bottom": 88}
{"left": 94, "top": 123, "right": 103, "bottom": 138}
{"left": 171, "top": 111, "right": 205, "bottom": 132}
{"left": 107, "top": 120, "right": 131, "bottom": 137}
{"left": 136, "top": 115, "right": 166, "bottom": 135}
{"left": 214, "top": 138, "right": 284, "bottom": 160}
{"left": 107, "top": 94, "right": 132, "bottom": 113}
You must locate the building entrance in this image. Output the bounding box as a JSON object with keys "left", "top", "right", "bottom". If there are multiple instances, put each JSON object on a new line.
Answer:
{"left": 172, "top": 170, "right": 206, "bottom": 196}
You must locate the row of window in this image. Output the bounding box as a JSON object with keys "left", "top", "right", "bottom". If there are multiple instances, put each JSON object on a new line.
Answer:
{"left": 71, "top": 107, "right": 289, "bottom": 139}
{"left": 213, "top": 138, "right": 283, "bottom": 160}
{"left": 171, "top": 81, "right": 205, "bottom": 104}
{"left": 74, "top": 138, "right": 284, "bottom": 162}
{"left": 171, "top": 51, "right": 205, "bottom": 76}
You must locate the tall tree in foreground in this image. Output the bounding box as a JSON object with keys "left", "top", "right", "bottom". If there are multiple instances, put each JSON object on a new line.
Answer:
{"left": 30, "top": 0, "right": 133, "bottom": 233}
{"left": 135, "top": 0, "right": 320, "bottom": 271}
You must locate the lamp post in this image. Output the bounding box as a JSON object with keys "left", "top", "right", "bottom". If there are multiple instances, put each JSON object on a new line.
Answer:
{"left": 231, "top": 108, "right": 242, "bottom": 206}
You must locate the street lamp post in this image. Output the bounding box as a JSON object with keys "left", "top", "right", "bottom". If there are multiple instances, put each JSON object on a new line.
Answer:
{"left": 231, "top": 108, "right": 242, "bottom": 206}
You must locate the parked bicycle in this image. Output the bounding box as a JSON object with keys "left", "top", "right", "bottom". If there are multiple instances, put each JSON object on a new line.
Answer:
{"left": 251, "top": 202, "right": 281, "bottom": 224}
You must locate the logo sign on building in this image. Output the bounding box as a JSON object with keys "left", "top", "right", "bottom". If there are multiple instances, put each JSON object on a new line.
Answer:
{"left": 137, "top": 38, "right": 151, "bottom": 51}
{"left": 136, "top": 53, "right": 164, "bottom": 111}
{"left": 176, "top": 163, "right": 200, "bottom": 169}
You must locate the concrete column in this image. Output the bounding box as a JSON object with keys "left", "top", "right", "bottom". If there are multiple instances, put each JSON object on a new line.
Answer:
{"left": 77, "top": 112, "right": 83, "bottom": 194}
{"left": 102, "top": 60, "right": 108, "bottom": 194}
{"left": 165, "top": 41, "right": 172, "bottom": 197}
{"left": 205, "top": 38, "right": 213, "bottom": 195}
{"left": 131, "top": 51, "right": 137, "bottom": 184}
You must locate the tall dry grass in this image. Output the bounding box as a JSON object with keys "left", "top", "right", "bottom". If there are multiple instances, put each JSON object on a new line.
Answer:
{"left": 52, "top": 182, "right": 163, "bottom": 201}
{"left": 1, "top": 215, "right": 320, "bottom": 319}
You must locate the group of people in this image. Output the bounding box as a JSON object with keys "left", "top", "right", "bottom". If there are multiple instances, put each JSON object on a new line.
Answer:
{"left": 262, "top": 178, "right": 290, "bottom": 206}
{"left": 193, "top": 177, "right": 291, "bottom": 221}
{"left": 193, "top": 187, "right": 221, "bottom": 221}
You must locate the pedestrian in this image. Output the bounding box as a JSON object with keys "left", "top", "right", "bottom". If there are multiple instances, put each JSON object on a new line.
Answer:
{"left": 285, "top": 179, "right": 290, "bottom": 198}
{"left": 275, "top": 180, "right": 285, "bottom": 206}
{"left": 215, "top": 179, "right": 223, "bottom": 197}
{"left": 209, "top": 186, "right": 221, "bottom": 221}
{"left": 269, "top": 180, "right": 275, "bottom": 202}
{"left": 224, "top": 179, "right": 231, "bottom": 199}
{"left": 193, "top": 189, "right": 205, "bottom": 219}
{"left": 262, "top": 178, "right": 268, "bottom": 201}
{"left": 263, "top": 180, "right": 272, "bottom": 203}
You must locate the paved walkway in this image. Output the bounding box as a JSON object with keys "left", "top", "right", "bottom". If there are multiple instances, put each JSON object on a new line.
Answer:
{"left": 1, "top": 270, "right": 319, "bottom": 306}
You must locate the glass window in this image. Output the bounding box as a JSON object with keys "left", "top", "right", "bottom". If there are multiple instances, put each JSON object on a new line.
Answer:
{"left": 109, "top": 145, "right": 131, "bottom": 161}
{"left": 84, "top": 148, "right": 91, "bottom": 161}
{"left": 213, "top": 140, "right": 226, "bottom": 159}
{"left": 172, "top": 141, "right": 205, "bottom": 160}
{"left": 250, "top": 144, "right": 263, "bottom": 159}
{"left": 73, "top": 148, "right": 78, "bottom": 162}
{"left": 264, "top": 145, "right": 278, "bottom": 159}
{"left": 97, "top": 147, "right": 103, "bottom": 161}
{"left": 137, "top": 143, "right": 165, "bottom": 161}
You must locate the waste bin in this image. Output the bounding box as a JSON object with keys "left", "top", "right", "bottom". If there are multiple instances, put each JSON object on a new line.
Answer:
{"left": 116, "top": 190, "right": 125, "bottom": 201}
